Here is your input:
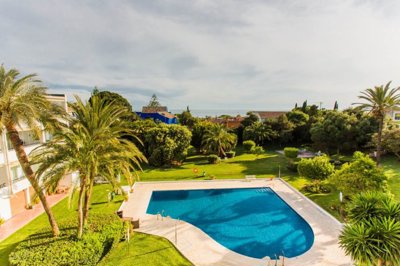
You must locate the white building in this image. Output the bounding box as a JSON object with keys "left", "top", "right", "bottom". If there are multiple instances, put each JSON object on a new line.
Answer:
{"left": 0, "top": 94, "right": 76, "bottom": 221}
{"left": 388, "top": 107, "right": 400, "bottom": 122}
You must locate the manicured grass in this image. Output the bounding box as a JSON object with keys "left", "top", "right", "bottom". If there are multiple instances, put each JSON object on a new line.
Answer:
{"left": 139, "top": 150, "right": 296, "bottom": 181}
{"left": 0, "top": 185, "right": 186, "bottom": 266}
{"left": 99, "top": 232, "right": 192, "bottom": 266}
{"left": 382, "top": 156, "right": 400, "bottom": 200}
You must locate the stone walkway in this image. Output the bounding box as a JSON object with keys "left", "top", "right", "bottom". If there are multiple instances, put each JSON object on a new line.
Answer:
{"left": 0, "top": 193, "right": 67, "bottom": 242}
{"left": 120, "top": 179, "right": 352, "bottom": 266}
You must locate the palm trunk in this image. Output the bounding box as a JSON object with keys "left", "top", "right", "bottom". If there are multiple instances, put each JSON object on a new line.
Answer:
{"left": 83, "top": 180, "right": 94, "bottom": 227}
{"left": 376, "top": 117, "right": 383, "bottom": 166}
{"left": 6, "top": 124, "right": 60, "bottom": 237}
{"left": 77, "top": 176, "right": 86, "bottom": 239}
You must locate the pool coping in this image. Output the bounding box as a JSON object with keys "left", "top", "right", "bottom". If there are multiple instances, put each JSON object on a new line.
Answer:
{"left": 120, "top": 179, "right": 352, "bottom": 266}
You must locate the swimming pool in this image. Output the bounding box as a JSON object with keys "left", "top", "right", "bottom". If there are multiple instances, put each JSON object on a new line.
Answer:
{"left": 146, "top": 187, "right": 314, "bottom": 259}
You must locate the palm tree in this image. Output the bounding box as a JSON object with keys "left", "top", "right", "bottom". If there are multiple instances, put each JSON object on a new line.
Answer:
{"left": 355, "top": 82, "right": 400, "bottom": 165}
{"left": 202, "top": 124, "right": 236, "bottom": 157}
{"left": 243, "top": 122, "right": 277, "bottom": 146}
{"left": 340, "top": 191, "right": 400, "bottom": 265}
{"left": 0, "top": 65, "right": 61, "bottom": 236}
{"left": 340, "top": 218, "right": 400, "bottom": 266}
{"left": 32, "top": 95, "right": 147, "bottom": 238}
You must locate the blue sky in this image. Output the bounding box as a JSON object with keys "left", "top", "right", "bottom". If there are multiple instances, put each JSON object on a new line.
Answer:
{"left": 1, "top": 0, "right": 400, "bottom": 111}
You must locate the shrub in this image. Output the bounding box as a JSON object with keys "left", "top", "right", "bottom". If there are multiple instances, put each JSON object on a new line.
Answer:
{"left": 225, "top": 151, "right": 236, "bottom": 158}
{"left": 0, "top": 217, "right": 4, "bottom": 227}
{"left": 329, "top": 152, "right": 387, "bottom": 195}
{"left": 297, "top": 155, "right": 334, "bottom": 180}
{"left": 284, "top": 147, "right": 299, "bottom": 158}
{"left": 208, "top": 155, "right": 220, "bottom": 164}
{"left": 187, "top": 145, "right": 197, "bottom": 156}
{"left": 303, "top": 180, "right": 331, "bottom": 193}
{"left": 9, "top": 214, "right": 123, "bottom": 266}
{"left": 243, "top": 140, "right": 256, "bottom": 152}
{"left": 251, "top": 146, "right": 265, "bottom": 156}
{"left": 287, "top": 159, "right": 299, "bottom": 172}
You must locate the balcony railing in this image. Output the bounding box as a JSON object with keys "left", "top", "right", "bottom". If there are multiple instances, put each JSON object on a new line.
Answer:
{"left": 12, "top": 176, "right": 26, "bottom": 183}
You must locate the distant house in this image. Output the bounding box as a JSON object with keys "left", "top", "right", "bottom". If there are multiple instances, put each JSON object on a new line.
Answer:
{"left": 250, "top": 111, "right": 287, "bottom": 122}
{"left": 208, "top": 115, "right": 244, "bottom": 129}
{"left": 136, "top": 106, "right": 178, "bottom": 124}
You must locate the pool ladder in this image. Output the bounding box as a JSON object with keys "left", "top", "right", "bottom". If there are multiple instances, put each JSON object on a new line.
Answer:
{"left": 156, "top": 210, "right": 172, "bottom": 221}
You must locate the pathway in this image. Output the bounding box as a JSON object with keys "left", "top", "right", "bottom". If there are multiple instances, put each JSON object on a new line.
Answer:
{"left": 0, "top": 193, "right": 67, "bottom": 242}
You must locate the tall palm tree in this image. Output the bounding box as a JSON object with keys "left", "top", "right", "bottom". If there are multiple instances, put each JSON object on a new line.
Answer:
{"left": 32, "top": 95, "right": 147, "bottom": 238}
{"left": 202, "top": 124, "right": 236, "bottom": 157}
{"left": 0, "top": 65, "right": 61, "bottom": 236}
{"left": 355, "top": 82, "right": 400, "bottom": 165}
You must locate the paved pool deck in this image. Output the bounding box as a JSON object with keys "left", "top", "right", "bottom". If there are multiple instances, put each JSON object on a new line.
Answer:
{"left": 120, "top": 179, "right": 352, "bottom": 266}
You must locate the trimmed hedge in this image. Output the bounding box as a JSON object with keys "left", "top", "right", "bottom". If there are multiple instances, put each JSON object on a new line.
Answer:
{"left": 297, "top": 156, "right": 335, "bottom": 180}
{"left": 243, "top": 140, "right": 256, "bottom": 152}
{"left": 251, "top": 146, "right": 265, "bottom": 155}
{"left": 9, "top": 214, "right": 123, "bottom": 266}
{"left": 208, "top": 155, "right": 220, "bottom": 164}
{"left": 284, "top": 147, "right": 299, "bottom": 158}
{"left": 225, "top": 151, "right": 236, "bottom": 158}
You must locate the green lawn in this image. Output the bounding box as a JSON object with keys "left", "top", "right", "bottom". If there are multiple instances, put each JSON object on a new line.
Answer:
{"left": 0, "top": 185, "right": 187, "bottom": 266}
{"left": 1, "top": 150, "right": 399, "bottom": 266}
{"left": 99, "top": 232, "right": 192, "bottom": 266}
{"left": 382, "top": 156, "right": 400, "bottom": 200}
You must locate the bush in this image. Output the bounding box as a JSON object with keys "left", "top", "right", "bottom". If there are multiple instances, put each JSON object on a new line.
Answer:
{"left": 225, "top": 151, "right": 236, "bottom": 158}
{"left": 208, "top": 155, "right": 220, "bottom": 164}
{"left": 329, "top": 152, "right": 387, "bottom": 195}
{"left": 251, "top": 146, "right": 265, "bottom": 156}
{"left": 187, "top": 145, "right": 197, "bottom": 156}
{"left": 303, "top": 180, "right": 331, "bottom": 193}
{"left": 0, "top": 217, "right": 4, "bottom": 227}
{"left": 287, "top": 159, "right": 299, "bottom": 172}
{"left": 284, "top": 147, "right": 299, "bottom": 158}
{"left": 243, "top": 140, "right": 256, "bottom": 152}
{"left": 9, "top": 214, "right": 123, "bottom": 266}
{"left": 297, "top": 155, "right": 334, "bottom": 180}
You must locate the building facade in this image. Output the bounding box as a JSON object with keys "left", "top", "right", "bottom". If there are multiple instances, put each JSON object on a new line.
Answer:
{"left": 0, "top": 94, "right": 76, "bottom": 221}
{"left": 136, "top": 106, "right": 178, "bottom": 124}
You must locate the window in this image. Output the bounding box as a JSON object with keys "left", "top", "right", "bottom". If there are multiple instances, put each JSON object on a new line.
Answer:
{"left": 11, "top": 166, "right": 24, "bottom": 182}
{"left": 395, "top": 113, "right": 400, "bottom": 121}
{"left": 7, "top": 130, "right": 40, "bottom": 150}
{"left": 45, "top": 131, "right": 53, "bottom": 141}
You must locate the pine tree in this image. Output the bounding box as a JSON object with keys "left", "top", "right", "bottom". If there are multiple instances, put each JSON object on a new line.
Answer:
{"left": 302, "top": 100, "right": 307, "bottom": 112}
{"left": 334, "top": 101, "right": 339, "bottom": 110}
{"left": 148, "top": 94, "right": 161, "bottom": 107}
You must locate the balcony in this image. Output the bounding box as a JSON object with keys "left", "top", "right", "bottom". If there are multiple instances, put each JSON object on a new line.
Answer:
{"left": 0, "top": 143, "right": 41, "bottom": 165}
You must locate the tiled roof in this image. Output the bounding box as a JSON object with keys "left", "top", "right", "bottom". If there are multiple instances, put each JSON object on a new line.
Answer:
{"left": 158, "top": 111, "right": 176, "bottom": 119}
{"left": 251, "top": 111, "right": 287, "bottom": 119}
{"left": 142, "top": 106, "right": 168, "bottom": 113}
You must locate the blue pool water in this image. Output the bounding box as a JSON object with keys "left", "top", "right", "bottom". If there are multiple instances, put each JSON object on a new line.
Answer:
{"left": 146, "top": 187, "right": 314, "bottom": 259}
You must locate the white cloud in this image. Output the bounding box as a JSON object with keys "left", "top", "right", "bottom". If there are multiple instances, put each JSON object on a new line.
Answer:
{"left": 1, "top": 0, "right": 400, "bottom": 112}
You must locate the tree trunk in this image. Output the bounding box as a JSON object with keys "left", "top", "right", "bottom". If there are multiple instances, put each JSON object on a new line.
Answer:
{"left": 376, "top": 117, "right": 383, "bottom": 166}
{"left": 83, "top": 180, "right": 94, "bottom": 227}
{"left": 77, "top": 176, "right": 86, "bottom": 239}
{"left": 6, "top": 124, "right": 60, "bottom": 237}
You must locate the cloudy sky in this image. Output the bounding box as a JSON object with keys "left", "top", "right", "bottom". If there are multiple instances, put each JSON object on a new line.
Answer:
{"left": 1, "top": 0, "right": 400, "bottom": 112}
